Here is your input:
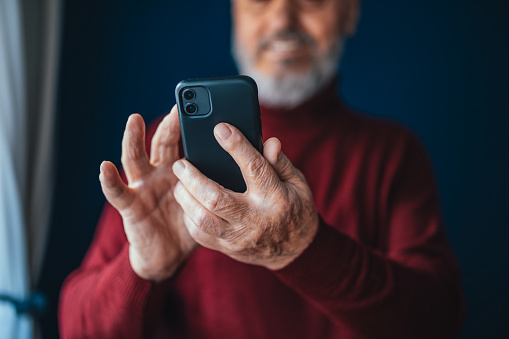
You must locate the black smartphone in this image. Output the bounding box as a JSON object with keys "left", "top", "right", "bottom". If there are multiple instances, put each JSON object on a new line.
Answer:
{"left": 175, "top": 75, "right": 263, "bottom": 193}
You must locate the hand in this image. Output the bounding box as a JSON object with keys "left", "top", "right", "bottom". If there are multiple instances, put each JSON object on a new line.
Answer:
{"left": 99, "top": 106, "right": 197, "bottom": 282}
{"left": 172, "top": 123, "right": 319, "bottom": 270}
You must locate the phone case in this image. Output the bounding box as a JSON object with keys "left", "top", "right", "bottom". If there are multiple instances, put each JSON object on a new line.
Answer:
{"left": 175, "top": 75, "right": 263, "bottom": 193}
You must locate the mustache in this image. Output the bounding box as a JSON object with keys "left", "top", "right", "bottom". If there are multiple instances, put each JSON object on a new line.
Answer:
{"left": 258, "top": 30, "right": 316, "bottom": 50}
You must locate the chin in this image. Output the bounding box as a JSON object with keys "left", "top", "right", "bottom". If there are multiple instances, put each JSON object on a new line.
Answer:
{"left": 250, "top": 66, "right": 336, "bottom": 108}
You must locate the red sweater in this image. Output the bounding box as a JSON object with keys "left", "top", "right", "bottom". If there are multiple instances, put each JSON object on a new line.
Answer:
{"left": 59, "top": 82, "right": 464, "bottom": 338}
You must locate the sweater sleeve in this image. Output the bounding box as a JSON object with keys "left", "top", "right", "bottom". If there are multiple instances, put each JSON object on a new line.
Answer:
{"left": 273, "top": 131, "right": 465, "bottom": 339}
{"left": 58, "top": 116, "right": 172, "bottom": 339}
{"left": 58, "top": 202, "right": 173, "bottom": 339}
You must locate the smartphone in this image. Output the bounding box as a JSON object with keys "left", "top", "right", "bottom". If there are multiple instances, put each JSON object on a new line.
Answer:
{"left": 175, "top": 75, "right": 263, "bottom": 193}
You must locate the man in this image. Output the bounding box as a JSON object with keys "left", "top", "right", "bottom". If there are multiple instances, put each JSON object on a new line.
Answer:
{"left": 59, "top": 0, "right": 464, "bottom": 338}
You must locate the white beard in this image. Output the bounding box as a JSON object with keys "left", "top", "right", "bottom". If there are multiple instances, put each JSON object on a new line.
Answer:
{"left": 232, "top": 35, "right": 344, "bottom": 108}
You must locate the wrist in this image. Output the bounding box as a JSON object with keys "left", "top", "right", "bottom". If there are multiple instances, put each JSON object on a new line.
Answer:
{"left": 266, "top": 212, "right": 319, "bottom": 270}
{"left": 129, "top": 245, "right": 188, "bottom": 283}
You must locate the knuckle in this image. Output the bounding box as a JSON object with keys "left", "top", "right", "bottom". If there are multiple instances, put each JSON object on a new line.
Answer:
{"left": 127, "top": 143, "right": 143, "bottom": 159}
{"left": 204, "top": 190, "right": 221, "bottom": 212}
{"left": 194, "top": 207, "right": 211, "bottom": 229}
{"left": 247, "top": 156, "right": 267, "bottom": 179}
{"left": 206, "top": 190, "right": 237, "bottom": 215}
{"left": 194, "top": 206, "right": 221, "bottom": 236}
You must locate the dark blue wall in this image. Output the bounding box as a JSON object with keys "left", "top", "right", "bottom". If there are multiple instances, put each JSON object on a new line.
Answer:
{"left": 38, "top": 0, "right": 509, "bottom": 338}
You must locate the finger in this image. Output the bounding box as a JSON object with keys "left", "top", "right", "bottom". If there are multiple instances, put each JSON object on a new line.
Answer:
{"left": 121, "top": 114, "right": 152, "bottom": 184}
{"left": 182, "top": 214, "right": 222, "bottom": 251}
{"left": 99, "top": 161, "right": 134, "bottom": 211}
{"left": 172, "top": 159, "right": 243, "bottom": 222}
{"left": 263, "top": 137, "right": 298, "bottom": 183}
{"left": 174, "top": 181, "right": 229, "bottom": 238}
{"left": 214, "top": 123, "right": 278, "bottom": 191}
{"left": 150, "top": 105, "right": 181, "bottom": 166}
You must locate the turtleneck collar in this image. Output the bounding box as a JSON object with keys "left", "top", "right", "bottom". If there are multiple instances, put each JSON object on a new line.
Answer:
{"left": 259, "top": 77, "right": 346, "bottom": 134}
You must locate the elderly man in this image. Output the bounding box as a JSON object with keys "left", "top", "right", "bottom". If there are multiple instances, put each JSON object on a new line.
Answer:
{"left": 59, "top": 0, "right": 464, "bottom": 338}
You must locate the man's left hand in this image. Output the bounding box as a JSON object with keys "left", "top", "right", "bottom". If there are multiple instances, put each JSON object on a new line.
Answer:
{"left": 172, "top": 122, "right": 319, "bottom": 270}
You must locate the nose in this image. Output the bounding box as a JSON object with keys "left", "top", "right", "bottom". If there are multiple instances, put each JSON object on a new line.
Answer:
{"left": 268, "top": 0, "right": 300, "bottom": 32}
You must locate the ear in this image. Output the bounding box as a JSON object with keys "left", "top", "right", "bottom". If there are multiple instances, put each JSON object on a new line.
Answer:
{"left": 342, "top": 0, "right": 361, "bottom": 37}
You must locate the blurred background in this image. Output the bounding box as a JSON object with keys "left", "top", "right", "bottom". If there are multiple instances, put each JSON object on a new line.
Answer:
{"left": 1, "top": 0, "right": 507, "bottom": 338}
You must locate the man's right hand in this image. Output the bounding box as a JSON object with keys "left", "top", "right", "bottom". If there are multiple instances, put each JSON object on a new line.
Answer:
{"left": 99, "top": 106, "right": 197, "bottom": 282}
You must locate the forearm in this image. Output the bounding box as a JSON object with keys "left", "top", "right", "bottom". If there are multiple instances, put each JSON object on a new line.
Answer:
{"left": 274, "top": 219, "right": 464, "bottom": 339}
{"left": 59, "top": 245, "right": 164, "bottom": 339}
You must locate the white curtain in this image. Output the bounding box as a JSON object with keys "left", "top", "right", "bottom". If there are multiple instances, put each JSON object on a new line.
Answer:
{"left": 0, "top": 0, "right": 31, "bottom": 337}
{"left": 22, "top": 0, "right": 61, "bottom": 285}
{"left": 0, "top": 0, "right": 61, "bottom": 338}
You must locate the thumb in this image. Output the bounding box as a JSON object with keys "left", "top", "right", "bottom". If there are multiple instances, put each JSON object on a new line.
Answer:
{"left": 99, "top": 161, "right": 134, "bottom": 211}
{"left": 263, "top": 138, "right": 298, "bottom": 183}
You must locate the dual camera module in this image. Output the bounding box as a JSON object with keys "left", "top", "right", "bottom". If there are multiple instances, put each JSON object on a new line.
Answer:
{"left": 183, "top": 89, "right": 197, "bottom": 114}
{"left": 180, "top": 86, "right": 211, "bottom": 116}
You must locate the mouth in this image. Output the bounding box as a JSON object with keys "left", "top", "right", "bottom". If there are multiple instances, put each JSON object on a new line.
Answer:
{"left": 267, "top": 39, "right": 305, "bottom": 53}
{"left": 262, "top": 39, "right": 311, "bottom": 61}
{"left": 254, "top": 31, "right": 316, "bottom": 70}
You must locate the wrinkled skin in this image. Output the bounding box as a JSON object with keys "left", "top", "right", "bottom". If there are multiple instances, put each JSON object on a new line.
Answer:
{"left": 173, "top": 120, "right": 318, "bottom": 270}
{"left": 99, "top": 106, "right": 318, "bottom": 282}
{"left": 99, "top": 107, "right": 197, "bottom": 282}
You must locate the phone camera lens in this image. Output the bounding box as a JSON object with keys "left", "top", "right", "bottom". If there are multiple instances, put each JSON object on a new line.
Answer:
{"left": 185, "top": 103, "right": 198, "bottom": 114}
{"left": 183, "top": 89, "right": 195, "bottom": 100}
